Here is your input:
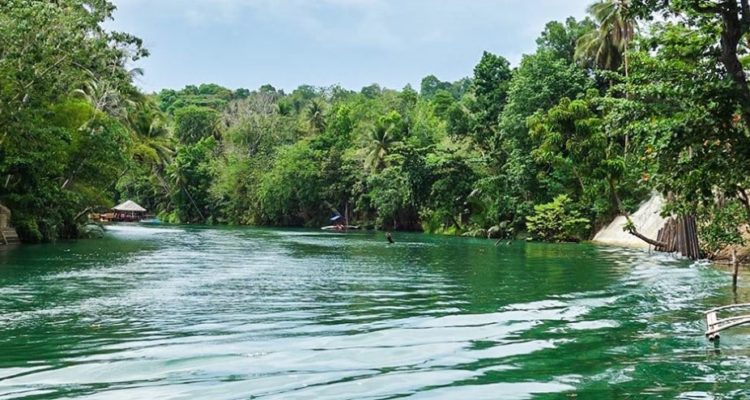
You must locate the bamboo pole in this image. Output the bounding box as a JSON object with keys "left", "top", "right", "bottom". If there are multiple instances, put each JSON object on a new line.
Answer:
{"left": 687, "top": 215, "right": 701, "bottom": 260}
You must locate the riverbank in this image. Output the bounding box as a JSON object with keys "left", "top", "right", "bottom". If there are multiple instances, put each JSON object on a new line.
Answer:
{"left": 713, "top": 227, "right": 750, "bottom": 264}
{"left": 592, "top": 195, "right": 750, "bottom": 265}
{"left": 14, "top": 211, "right": 750, "bottom": 267}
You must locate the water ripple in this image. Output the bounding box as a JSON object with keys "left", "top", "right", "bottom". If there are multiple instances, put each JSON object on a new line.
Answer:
{"left": 1, "top": 226, "right": 749, "bottom": 398}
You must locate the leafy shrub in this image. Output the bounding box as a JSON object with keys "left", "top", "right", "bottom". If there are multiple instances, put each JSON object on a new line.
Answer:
{"left": 698, "top": 201, "right": 746, "bottom": 256}
{"left": 526, "top": 195, "right": 590, "bottom": 242}
{"left": 14, "top": 217, "right": 43, "bottom": 243}
{"left": 419, "top": 209, "right": 442, "bottom": 234}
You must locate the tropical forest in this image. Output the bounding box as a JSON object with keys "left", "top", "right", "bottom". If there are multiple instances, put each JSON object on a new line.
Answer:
{"left": 2, "top": 0, "right": 749, "bottom": 255}
{"left": 6, "top": 1, "right": 750, "bottom": 398}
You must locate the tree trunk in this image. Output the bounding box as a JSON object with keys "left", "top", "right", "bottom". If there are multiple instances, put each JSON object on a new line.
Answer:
{"left": 623, "top": 42, "right": 630, "bottom": 154}
{"left": 74, "top": 207, "right": 92, "bottom": 222}
{"left": 182, "top": 184, "right": 205, "bottom": 222}
{"left": 608, "top": 177, "right": 624, "bottom": 213}
{"left": 451, "top": 215, "right": 462, "bottom": 231}
{"left": 715, "top": 2, "right": 750, "bottom": 122}
{"left": 572, "top": 166, "right": 586, "bottom": 195}
{"left": 737, "top": 188, "right": 750, "bottom": 225}
{"left": 61, "top": 164, "right": 84, "bottom": 189}
{"left": 609, "top": 177, "right": 668, "bottom": 248}
{"left": 627, "top": 228, "right": 668, "bottom": 248}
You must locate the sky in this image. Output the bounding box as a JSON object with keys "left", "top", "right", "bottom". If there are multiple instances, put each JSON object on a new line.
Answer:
{"left": 107, "top": 0, "right": 592, "bottom": 93}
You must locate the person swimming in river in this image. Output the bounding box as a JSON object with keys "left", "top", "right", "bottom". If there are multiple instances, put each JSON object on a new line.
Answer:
{"left": 385, "top": 232, "right": 394, "bottom": 244}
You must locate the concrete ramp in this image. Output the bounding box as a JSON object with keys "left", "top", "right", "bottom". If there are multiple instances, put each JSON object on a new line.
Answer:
{"left": 593, "top": 194, "right": 667, "bottom": 249}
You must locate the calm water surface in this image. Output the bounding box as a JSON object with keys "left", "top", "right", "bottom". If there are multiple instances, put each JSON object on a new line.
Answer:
{"left": 1, "top": 225, "right": 749, "bottom": 399}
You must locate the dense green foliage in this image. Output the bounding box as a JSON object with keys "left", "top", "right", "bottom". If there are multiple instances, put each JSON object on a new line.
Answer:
{"left": 526, "top": 195, "right": 591, "bottom": 242}
{"left": 3, "top": 0, "right": 750, "bottom": 257}
{"left": 0, "top": 0, "right": 147, "bottom": 242}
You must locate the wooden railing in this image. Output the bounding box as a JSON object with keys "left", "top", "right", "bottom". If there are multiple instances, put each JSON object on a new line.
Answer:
{"left": 704, "top": 303, "right": 750, "bottom": 341}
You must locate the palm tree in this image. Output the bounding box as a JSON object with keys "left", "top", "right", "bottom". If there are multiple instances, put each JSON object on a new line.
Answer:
{"left": 576, "top": 27, "right": 622, "bottom": 71}
{"left": 73, "top": 68, "right": 142, "bottom": 120}
{"left": 75, "top": 98, "right": 174, "bottom": 212}
{"left": 127, "top": 100, "right": 174, "bottom": 170}
{"left": 167, "top": 161, "right": 205, "bottom": 222}
{"left": 62, "top": 71, "right": 137, "bottom": 190}
{"left": 575, "top": 0, "right": 635, "bottom": 76}
{"left": 576, "top": 0, "right": 637, "bottom": 189}
{"left": 365, "top": 122, "right": 400, "bottom": 172}
{"left": 306, "top": 100, "right": 326, "bottom": 134}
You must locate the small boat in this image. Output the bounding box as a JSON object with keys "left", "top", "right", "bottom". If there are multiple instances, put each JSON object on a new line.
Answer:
{"left": 321, "top": 225, "right": 360, "bottom": 231}
{"left": 322, "top": 203, "right": 359, "bottom": 231}
{"left": 139, "top": 218, "right": 162, "bottom": 225}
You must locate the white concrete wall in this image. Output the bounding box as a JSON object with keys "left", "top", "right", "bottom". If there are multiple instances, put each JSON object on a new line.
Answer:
{"left": 593, "top": 194, "right": 667, "bottom": 249}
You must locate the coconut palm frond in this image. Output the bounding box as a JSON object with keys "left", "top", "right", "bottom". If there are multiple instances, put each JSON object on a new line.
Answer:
{"left": 576, "top": 0, "right": 636, "bottom": 72}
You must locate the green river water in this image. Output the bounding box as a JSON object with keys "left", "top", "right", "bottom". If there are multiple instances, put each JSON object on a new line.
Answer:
{"left": 1, "top": 225, "right": 749, "bottom": 399}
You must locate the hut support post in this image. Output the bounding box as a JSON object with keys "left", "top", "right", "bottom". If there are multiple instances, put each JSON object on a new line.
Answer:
{"left": 706, "top": 311, "right": 720, "bottom": 341}
{"left": 732, "top": 248, "right": 739, "bottom": 290}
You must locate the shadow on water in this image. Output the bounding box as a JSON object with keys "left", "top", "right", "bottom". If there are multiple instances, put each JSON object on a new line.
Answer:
{"left": 1, "top": 225, "right": 750, "bottom": 399}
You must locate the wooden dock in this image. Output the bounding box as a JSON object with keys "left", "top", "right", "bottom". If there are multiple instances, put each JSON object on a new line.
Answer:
{"left": 704, "top": 303, "right": 750, "bottom": 341}
{"left": 0, "top": 228, "right": 19, "bottom": 245}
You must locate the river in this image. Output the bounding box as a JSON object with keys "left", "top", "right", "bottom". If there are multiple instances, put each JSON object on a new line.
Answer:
{"left": 1, "top": 225, "right": 749, "bottom": 399}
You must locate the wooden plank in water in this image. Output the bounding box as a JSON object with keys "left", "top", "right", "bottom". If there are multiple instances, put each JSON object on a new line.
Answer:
{"left": 706, "top": 317, "right": 750, "bottom": 339}
{"left": 711, "top": 315, "right": 750, "bottom": 325}
{"left": 704, "top": 303, "right": 750, "bottom": 314}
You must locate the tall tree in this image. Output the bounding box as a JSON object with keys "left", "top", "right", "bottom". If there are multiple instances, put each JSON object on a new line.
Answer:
{"left": 174, "top": 106, "right": 220, "bottom": 145}
{"left": 537, "top": 17, "right": 597, "bottom": 63}
{"left": 471, "top": 51, "right": 513, "bottom": 148}
{"left": 127, "top": 99, "right": 174, "bottom": 175}
{"left": 365, "top": 121, "right": 401, "bottom": 172}
{"left": 306, "top": 100, "right": 327, "bottom": 134}
{"left": 608, "top": 22, "right": 750, "bottom": 225}
{"left": 576, "top": 0, "right": 636, "bottom": 75}
{"left": 631, "top": 0, "right": 750, "bottom": 123}
{"left": 420, "top": 75, "right": 452, "bottom": 100}
{"left": 498, "top": 50, "right": 594, "bottom": 226}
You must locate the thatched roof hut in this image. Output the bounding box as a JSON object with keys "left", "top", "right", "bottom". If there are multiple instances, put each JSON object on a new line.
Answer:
{"left": 113, "top": 200, "right": 147, "bottom": 213}
{"left": 111, "top": 200, "right": 147, "bottom": 222}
